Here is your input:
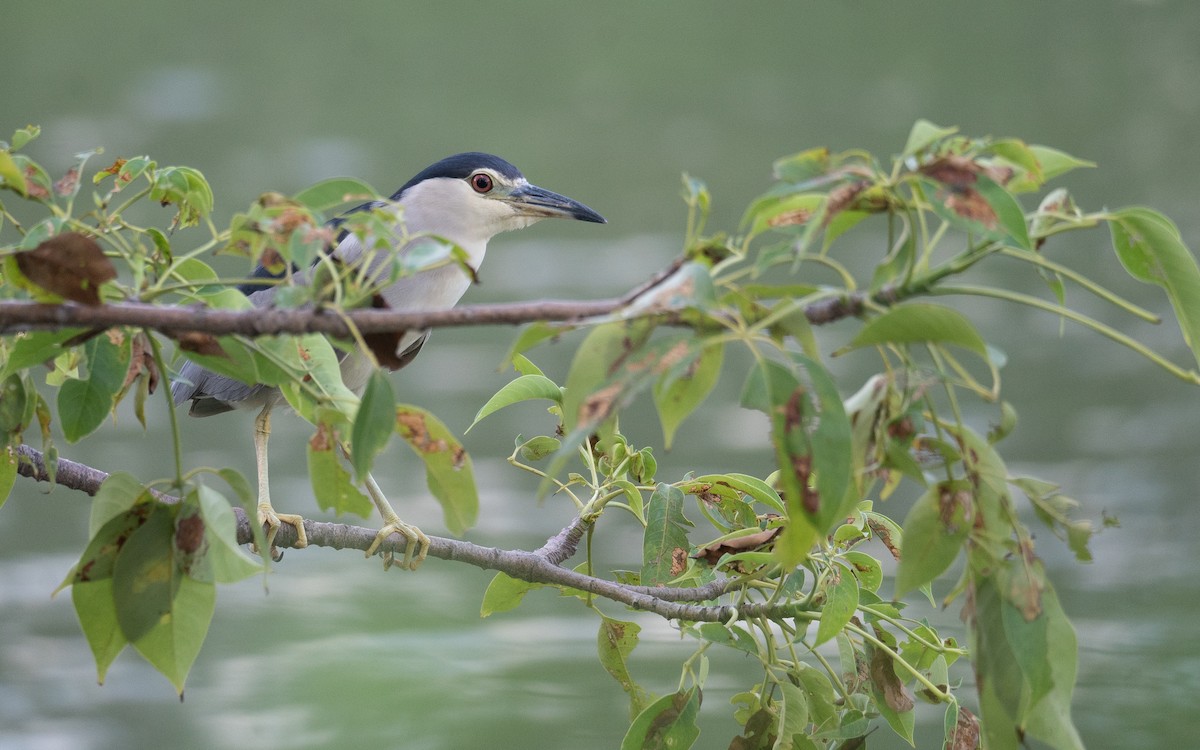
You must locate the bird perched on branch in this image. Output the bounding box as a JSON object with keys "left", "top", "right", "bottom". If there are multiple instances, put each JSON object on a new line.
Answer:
{"left": 170, "top": 152, "right": 605, "bottom": 568}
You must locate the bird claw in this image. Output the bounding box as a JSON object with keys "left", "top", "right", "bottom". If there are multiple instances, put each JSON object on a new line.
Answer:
{"left": 365, "top": 519, "right": 430, "bottom": 571}
{"left": 254, "top": 504, "right": 308, "bottom": 558}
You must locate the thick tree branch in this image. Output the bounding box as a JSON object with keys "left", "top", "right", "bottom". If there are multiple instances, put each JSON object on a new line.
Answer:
{"left": 0, "top": 256, "right": 875, "bottom": 336}
{"left": 14, "top": 445, "right": 756, "bottom": 619}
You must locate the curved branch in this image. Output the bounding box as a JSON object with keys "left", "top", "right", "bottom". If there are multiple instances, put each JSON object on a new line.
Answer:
{"left": 13, "top": 445, "right": 756, "bottom": 620}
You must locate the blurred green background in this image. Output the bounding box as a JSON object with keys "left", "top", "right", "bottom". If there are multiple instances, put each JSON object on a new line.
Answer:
{"left": 3, "top": 2, "right": 1198, "bottom": 748}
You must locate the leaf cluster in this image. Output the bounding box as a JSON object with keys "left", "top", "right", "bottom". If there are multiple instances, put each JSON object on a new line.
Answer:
{"left": 3, "top": 121, "right": 1199, "bottom": 748}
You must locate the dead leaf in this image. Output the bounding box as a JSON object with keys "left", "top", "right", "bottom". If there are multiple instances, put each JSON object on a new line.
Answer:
{"left": 692, "top": 526, "right": 782, "bottom": 565}
{"left": 15, "top": 232, "right": 117, "bottom": 305}
{"left": 947, "top": 706, "right": 981, "bottom": 749}
{"left": 53, "top": 168, "right": 80, "bottom": 197}
{"left": 919, "top": 155, "right": 980, "bottom": 189}
{"left": 173, "top": 331, "right": 230, "bottom": 359}
{"left": 123, "top": 331, "right": 161, "bottom": 394}
{"left": 869, "top": 645, "right": 915, "bottom": 713}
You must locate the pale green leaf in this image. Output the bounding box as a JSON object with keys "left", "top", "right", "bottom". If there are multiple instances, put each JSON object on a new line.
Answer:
{"left": 814, "top": 563, "right": 859, "bottom": 646}
{"left": 894, "top": 483, "right": 969, "bottom": 597}
{"left": 845, "top": 303, "right": 988, "bottom": 357}
{"left": 468, "top": 374, "right": 562, "bottom": 432}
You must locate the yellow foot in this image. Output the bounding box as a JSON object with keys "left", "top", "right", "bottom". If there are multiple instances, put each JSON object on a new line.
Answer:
{"left": 365, "top": 518, "right": 430, "bottom": 571}
{"left": 257, "top": 504, "right": 308, "bottom": 552}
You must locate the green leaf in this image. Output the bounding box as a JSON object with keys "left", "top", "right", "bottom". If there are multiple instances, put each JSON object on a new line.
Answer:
{"left": 1029, "top": 144, "right": 1095, "bottom": 181}
{"left": 468, "top": 374, "right": 562, "bottom": 432}
{"left": 0, "top": 329, "right": 85, "bottom": 379}
{"left": 0, "top": 444, "right": 15, "bottom": 510}
{"left": 0, "top": 149, "right": 28, "bottom": 195}
{"left": 778, "top": 680, "right": 810, "bottom": 746}
{"left": 292, "top": 177, "right": 377, "bottom": 211}
{"left": 58, "top": 332, "right": 131, "bottom": 443}
{"left": 975, "top": 175, "right": 1032, "bottom": 250}
{"left": 351, "top": 370, "right": 396, "bottom": 479}
{"left": 842, "top": 550, "right": 883, "bottom": 593}
{"left": 1109, "top": 207, "right": 1200, "bottom": 367}
{"left": 902, "top": 119, "right": 958, "bottom": 157}
{"left": 814, "top": 563, "right": 859, "bottom": 646}
{"left": 131, "top": 574, "right": 215, "bottom": 696}
{"left": 195, "top": 485, "right": 263, "bottom": 583}
{"left": 480, "top": 571, "right": 541, "bottom": 617}
{"left": 516, "top": 435, "right": 560, "bottom": 462}
{"left": 894, "top": 482, "right": 970, "bottom": 597}
{"left": 621, "top": 688, "right": 702, "bottom": 750}
{"left": 844, "top": 302, "right": 988, "bottom": 358}
{"left": 112, "top": 504, "right": 177, "bottom": 643}
{"left": 395, "top": 405, "right": 478, "bottom": 535}
{"left": 598, "top": 615, "right": 651, "bottom": 718}
{"left": 71, "top": 579, "right": 127, "bottom": 683}
{"left": 653, "top": 341, "right": 722, "bottom": 450}
{"left": 641, "top": 483, "right": 692, "bottom": 586}
{"left": 89, "top": 471, "right": 149, "bottom": 538}
{"left": 150, "top": 165, "right": 213, "bottom": 228}
{"left": 307, "top": 418, "right": 372, "bottom": 518}
{"left": 561, "top": 320, "right": 652, "bottom": 435}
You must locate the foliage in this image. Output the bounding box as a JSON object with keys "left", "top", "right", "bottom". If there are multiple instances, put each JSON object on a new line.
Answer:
{"left": 3, "top": 121, "right": 1199, "bottom": 748}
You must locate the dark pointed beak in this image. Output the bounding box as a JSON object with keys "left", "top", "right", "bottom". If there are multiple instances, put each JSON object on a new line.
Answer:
{"left": 506, "top": 184, "right": 607, "bottom": 224}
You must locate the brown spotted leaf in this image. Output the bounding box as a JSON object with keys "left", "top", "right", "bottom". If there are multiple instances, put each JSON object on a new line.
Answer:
{"left": 16, "top": 232, "right": 117, "bottom": 305}
{"left": 692, "top": 526, "right": 781, "bottom": 566}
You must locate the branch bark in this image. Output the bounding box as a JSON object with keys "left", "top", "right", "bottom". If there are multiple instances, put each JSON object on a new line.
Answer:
{"left": 0, "top": 255, "right": 872, "bottom": 336}
{"left": 14, "top": 444, "right": 760, "bottom": 620}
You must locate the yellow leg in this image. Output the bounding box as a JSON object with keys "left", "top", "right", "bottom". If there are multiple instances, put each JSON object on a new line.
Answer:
{"left": 362, "top": 472, "right": 429, "bottom": 570}
{"left": 254, "top": 405, "right": 308, "bottom": 550}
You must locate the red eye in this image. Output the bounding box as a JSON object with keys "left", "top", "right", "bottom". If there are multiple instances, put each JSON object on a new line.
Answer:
{"left": 470, "top": 172, "right": 493, "bottom": 193}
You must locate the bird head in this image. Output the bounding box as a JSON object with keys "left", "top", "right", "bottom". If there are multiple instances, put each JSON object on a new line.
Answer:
{"left": 393, "top": 152, "right": 606, "bottom": 245}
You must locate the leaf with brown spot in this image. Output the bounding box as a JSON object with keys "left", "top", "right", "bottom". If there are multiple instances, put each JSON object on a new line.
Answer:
{"left": 53, "top": 167, "right": 80, "bottom": 197}
{"left": 15, "top": 232, "right": 117, "bottom": 305}
{"left": 122, "top": 332, "right": 160, "bottom": 394}
{"left": 944, "top": 189, "right": 999, "bottom": 229}
{"left": 823, "top": 180, "right": 869, "bottom": 226}
{"left": 394, "top": 404, "right": 478, "bottom": 535}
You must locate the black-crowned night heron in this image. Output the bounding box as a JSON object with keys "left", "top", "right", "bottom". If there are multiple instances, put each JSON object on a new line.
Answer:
{"left": 170, "top": 153, "right": 605, "bottom": 568}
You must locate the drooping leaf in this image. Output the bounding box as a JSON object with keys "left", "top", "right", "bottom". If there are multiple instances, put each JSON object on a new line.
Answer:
{"left": 894, "top": 482, "right": 970, "bottom": 597}
{"left": 814, "top": 563, "right": 859, "bottom": 646}
{"left": 598, "top": 615, "right": 652, "bottom": 718}
{"left": 131, "top": 574, "right": 215, "bottom": 696}
{"left": 71, "top": 579, "right": 127, "bottom": 684}
{"left": 0, "top": 444, "right": 16, "bottom": 510}
{"left": 194, "top": 485, "right": 263, "bottom": 583}
{"left": 480, "top": 572, "right": 542, "bottom": 617}
{"left": 111, "top": 504, "right": 177, "bottom": 643}
{"left": 1109, "top": 207, "right": 1200, "bottom": 368}
{"left": 621, "top": 688, "right": 702, "bottom": 750}
{"left": 58, "top": 331, "right": 132, "bottom": 443}
{"left": 641, "top": 483, "right": 692, "bottom": 587}
{"left": 561, "top": 320, "right": 653, "bottom": 435}
{"left": 307, "top": 417, "right": 372, "bottom": 518}
{"left": 350, "top": 370, "right": 396, "bottom": 479}
{"left": 652, "top": 341, "right": 723, "bottom": 449}
{"left": 395, "top": 404, "right": 477, "bottom": 535}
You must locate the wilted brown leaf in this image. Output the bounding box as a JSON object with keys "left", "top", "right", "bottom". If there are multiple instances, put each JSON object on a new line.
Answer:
{"left": 766, "top": 207, "right": 814, "bottom": 228}
{"left": 947, "top": 706, "right": 981, "bottom": 750}
{"left": 123, "top": 331, "right": 160, "bottom": 394}
{"left": 919, "top": 155, "right": 980, "bottom": 189}
{"left": 692, "top": 526, "right": 781, "bottom": 565}
{"left": 53, "top": 168, "right": 80, "bottom": 197}
{"left": 869, "top": 646, "right": 915, "bottom": 713}
{"left": 173, "top": 331, "right": 230, "bottom": 359}
{"left": 15, "top": 232, "right": 117, "bottom": 305}
{"left": 823, "top": 180, "right": 869, "bottom": 225}
{"left": 944, "top": 190, "right": 999, "bottom": 229}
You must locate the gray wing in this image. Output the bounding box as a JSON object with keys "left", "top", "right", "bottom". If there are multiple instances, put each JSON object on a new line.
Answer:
{"left": 170, "top": 286, "right": 278, "bottom": 417}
